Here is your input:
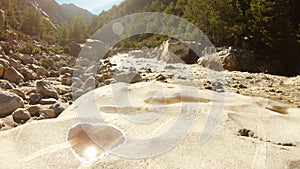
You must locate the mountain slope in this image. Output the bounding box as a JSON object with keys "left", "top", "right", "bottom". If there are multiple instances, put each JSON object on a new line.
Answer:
{"left": 60, "top": 3, "right": 95, "bottom": 24}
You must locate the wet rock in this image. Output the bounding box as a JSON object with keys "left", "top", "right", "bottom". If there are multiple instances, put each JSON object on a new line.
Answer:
{"left": 3, "top": 67, "right": 24, "bottom": 83}
{"left": 29, "top": 93, "right": 42, "bottom": 104}
{"left": 26, "top": 106, "right": 40, "bottom": 117}
{"left": 39, "top": 98, "right": 57, "bottom": 105}
{"left": 0, "top": 91, "right": 24, "bottom": 117}
{"left": 12, "top": 108, "right": 31, "bottom": 124}
{"left": 36, "top": 80, "right": 59, "bottom": 99}
{"left": 50, "top": 103, "right": 65, "bottom": 117}
{"left": 115, "top": 72, "right": 142, "bottom": 83}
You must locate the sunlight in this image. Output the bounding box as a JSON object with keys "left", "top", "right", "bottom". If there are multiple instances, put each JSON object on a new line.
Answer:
{"left": 83, "top": 146, "right": 98, "bottom": 160}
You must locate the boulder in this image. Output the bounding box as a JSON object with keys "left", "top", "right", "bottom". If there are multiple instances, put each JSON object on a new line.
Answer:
{"left": 8, "top": 89, "right": 26, "bottom": 99}
{"left": 0, "top": 91, "right": 24, "bottom": 117}
{"left": 29, "top": 93, "right": 42, "bottom": 104}
{"left": 17, "top": 67, "right": 38, "bottom": 81}
{"left": 40, "top": 58, "right": 55, "bottom": 69}
{"left": 157, "top": 40, "right": 199, "bottom": 64}
{"left": 26, "top": 105, "right": 40, "bottom": 117}
{"left": 81, "top": 76, "right": 99, "bottom": 91}
{"left": 67, "top": 42, "right": 81, "bottom": 57}
{"left": 50, "top": 103, "right": 65, "bottom": 117}
{"left": 115, "top": 72, "right": 142, "bottom": 84}
{"left": 39, "top": 109, "right": 56, "bottom": 119}
{"left": 3, "top": 67, "right": 25, "bottom": 83}
{"left": 36, "top": 80, "right": 59, "bottom": 99}
{"left": 0, "top": 80, "right": 14, "bottom": 89}
{"left": 12, "top": 108, "right": 31, "bottom": 124}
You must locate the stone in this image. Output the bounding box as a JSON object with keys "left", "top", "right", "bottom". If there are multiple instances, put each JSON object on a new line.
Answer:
{"left": 157, "top": 40, "right": 199, "bottom": 64}
{"left": 62, "top": 78, "right": 72, "bottom": 86}
{"left": 197, "top": 57, "right": 209, "bottom": 67}
{"left": 36, "top": 80, "right": 59, "bottom": 99}
{"left": 17, "top": 67, "right": 38, "bottom": 81}
{"left": 115, "top": 72, "right": 142, "bottom": 83}
{"left": 29, "top": 93, "right": 42, "bottom": 104}
{"left": 0, "top": 80, "right": 14, "bottom": 89}
{"left": 8, "top": 58, "right": 22, "bottom": 69}
{"left": 8, "top": 89, "right": 26, "bottom": 100}
{"left": 12, "top": 108, "right": 31, "bottom": 124}
{"left": 67, "top": 41, "right": 81, "bottom": 57}
{"left": 27, "top": 106, "right": 40, "bottom": 117}
{"left": 39, "top": 98, "right": 58, "bottom": 105}
{"left": 18, "top": 53, "right": 35, "bottom": 65}
{"left": 0, "top": 91, "right": 24, "bottom": 117}
{"left": 50, "top": 103, "right": 65, "bottom": 117}
{"left": 81, "top": 76, "right": 99, "bottom": 91}
{"left": 3, "top": 67, "right": 25, "bottom": 83}
{"left": 0, "top": 10, "right": 5, "bottom": 30}
{"left": 0, "top": 58, "right": 10, "bottom": 68}
{"left": 0, "top": 63, "right": 4, "bottom": 77}
{"left": 40, "top": 58, "right": 55, "bottom": 69}
{"left": 39, "top": 109, "right": 56, "bottom": 119}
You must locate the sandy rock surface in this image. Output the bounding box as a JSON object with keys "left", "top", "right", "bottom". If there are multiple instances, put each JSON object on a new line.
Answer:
{"left": 0, "top": 82, "right": 299, "bottom": 169}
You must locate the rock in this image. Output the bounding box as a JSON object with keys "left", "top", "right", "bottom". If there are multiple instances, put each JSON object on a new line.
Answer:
{"left": 0, "top": 58, "right": 10, "bottom": 68}
{"left": 18, "top": 53, "right": 35, "bottom": 65}
{"left": 40, "top": 58, "right": 55, "bottom": 69}
{"left": 115, "top": 72, "right": 142, "bottom": 83}
{"left": 238, "top": 129, "right": 254, "bottom": 137}
{"left": 81, "top": 76, "right": 99, "bottom": 91}
{"left": 29, "top": 93, "right": 42, "bottom": 104}
{"left": 0, "top": 80, "right": 14, "bottom": 89}
{"left": 26, "top": 106, "right": 40, "bottom": 117}
{"left": 0, "top": 10, "right": 5, "bottom": 30}
{"left": 61, "top": 78, "right": 72, "bottom": 86}
{"left": 12, "top": 108, "right": 31, "bottom": 124}
{"left": 8, "top": 89, "right": 26, "bottom": 100}
{"left": 39, "top": 109, "right": 56, "bottom": 119}
{"left": 17, "top": 67, "right": 38, "bottom": 81}
{"left": 197, "top": 57, "right": 209, "bottom": 67}
{"left": 3, "top": 67, "right": 25, "bottom": 83}
{"left": 0, "top": 119, "right": 4, "bottom": 129}
{"left": 34, "top": 66, "right": 49, "bottom": 77}
{"left": 0, "top": 91, "right": 24, "bottom": 117}
{"left": 157, "top": 40, "right": 199, "bottom": 64}
{"left": 67, "top": 41, "right": 81, "bottom": 57}
{"left": 39, "top": 98, "right": 58, "bottom": 105}
{"left": 60, "top": 67, "right": 76, "bottom": 75}
{"left": 0, "top": 63, "right": 4, "bottom": 77}
{"left": 8, "top": 58, "right": 22, "bottom": 69}
{"left": 36, "top": 80, "right": 59, "bottom": 99}
{"left": 50, "top": 103, "right": 65, "bottom": 117}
